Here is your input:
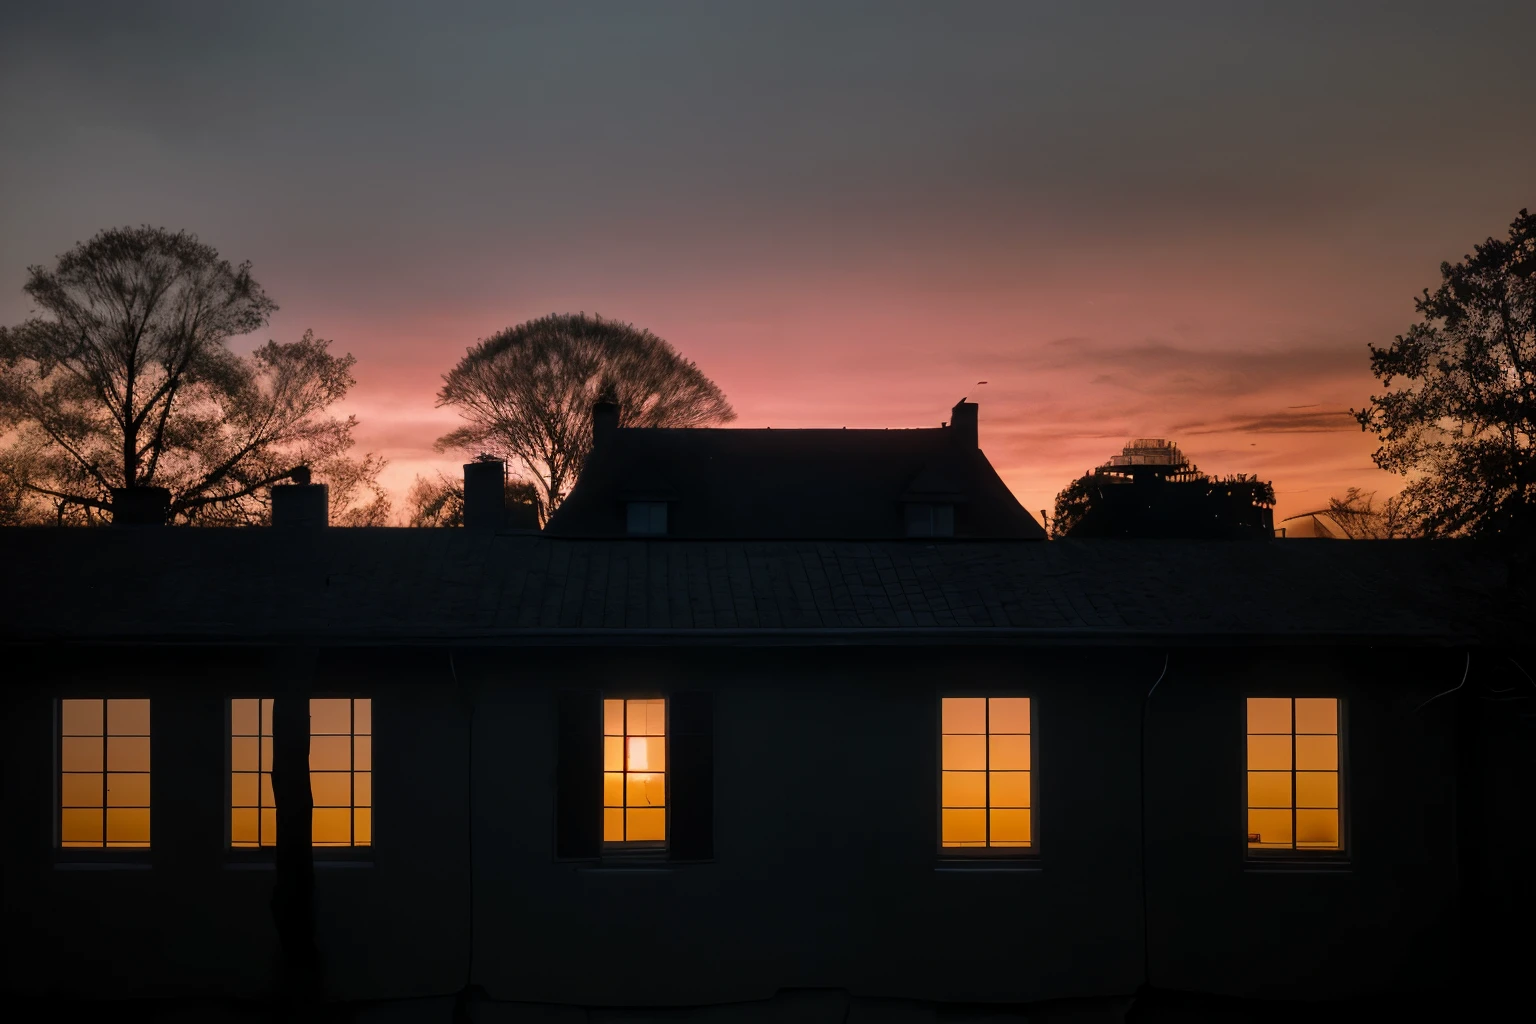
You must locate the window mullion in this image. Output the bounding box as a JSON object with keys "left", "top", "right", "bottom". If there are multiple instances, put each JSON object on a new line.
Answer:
{"left": 1290, "top": 699, "right": 1298, "bottom": 852}
{"left": 983, "top": 698, "right": 991, "bottom": 848}
{"left": 101, "top": 702, "right": 108, "bottom": 848}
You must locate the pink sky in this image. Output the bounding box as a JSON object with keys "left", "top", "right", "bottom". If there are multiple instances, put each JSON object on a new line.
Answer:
{"left": 285, "top": 198, "right": 1494, "bottom": 528}
{"left": 2, "top": 2, "right": 1531, "bottom": 529}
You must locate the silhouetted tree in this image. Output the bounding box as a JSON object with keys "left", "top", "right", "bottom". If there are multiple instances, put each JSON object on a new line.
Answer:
{"left": 405, "top": 470, "right": 541, "bottom": 527}
{"left": 435, "top": 313, "right": 734, "bottom": 513}
{"left": 1049, "top": 475, "right": 1094, "bottom": 538}
{"left": 1355, "top": 209, "right": 1536, "bottom": 538}
{"left": 1281, "top": 487, "right": 1415, "bottom": 540}
{"left": 0, "top": 468, "right": 24, "bottom": 526}
{"left": 0, "top": 226, "right": 387, "bottom": 525}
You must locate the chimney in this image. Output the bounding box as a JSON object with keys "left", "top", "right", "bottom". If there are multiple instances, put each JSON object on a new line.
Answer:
{"left": 110, "top": 486, "right": 171, "bottom": 526}
{"left": 463, "top": 458, "right": 506, "bottom": 530}
{"left": 272, "top": 467, "right": 328, "bottom": 528}
{"left": 592, "top": 400, "right": 619, "bottom": 449}
{"left": 950, "top": 399, "right": 978, "bottom": 449}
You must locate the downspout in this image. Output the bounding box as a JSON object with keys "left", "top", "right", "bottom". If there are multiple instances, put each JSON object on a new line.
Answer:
{"left": 1137, "top": 653, "right": 1170, "bottom": 1007}
{"left": 451, "top": 652, "right": 480, "bottom": 1024}
{"left": 271, "top": 647, "right": 320, "bottom": 1012}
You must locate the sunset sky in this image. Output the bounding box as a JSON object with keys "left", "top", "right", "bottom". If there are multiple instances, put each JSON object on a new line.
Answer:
{"left": 2, "top": 1, "right": 1532, "bottom": 526}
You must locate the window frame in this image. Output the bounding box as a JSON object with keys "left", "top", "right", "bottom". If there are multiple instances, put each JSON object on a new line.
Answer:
{"left": 935, "top": 692, "right": 1040, "bottom": 862}
{"left": 601, "top": 692, "right": 670, "bottom": 858}
{"left": 905, "top": 502, "right": 955, "bottom": 538}
{"left": 224, "top": 694, "right": 375, "bottom": 862}
{"left": 54, "top": 696, "right": 154, "bottom": 863}
{"left": 1242, "top": 694, "right": 1350, "bottom": 866}
{"left": 625, "top": 501, "right": 668, "bottom": 536}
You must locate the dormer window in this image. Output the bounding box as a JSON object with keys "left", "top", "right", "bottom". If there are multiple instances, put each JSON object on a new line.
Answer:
{"left": 906, "top": 502, "right": 954, "bottom": 537}
{"left": 626, "top": 501, "right": 668, "bottom": 536}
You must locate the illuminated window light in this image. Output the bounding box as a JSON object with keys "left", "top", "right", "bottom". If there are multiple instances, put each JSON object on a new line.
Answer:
{"left": 60, "top": 699, "right": 151, "bottom": 848}
{"left": 230, "top": 697, "right": 372, "bottom": 848}
{"left": 603, "top": 697, "right": 666, "bottom": 845}
{"left": 1246, "top": 697, "right": 1342, "bottom": 853}
{"left": 940, "top": 697, "right": 1032, "bottom": 849}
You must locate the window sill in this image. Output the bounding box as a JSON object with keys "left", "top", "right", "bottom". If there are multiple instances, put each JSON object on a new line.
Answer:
{"left": 223, "top": 858, "right": 374, "bottom": 871}
{"left": 1244, "top": 856, "right": 1351, "bottom": 874}
{"left": 935, "top": 860, "right": 1041, "bottom": 873}
{"left": 580, "top": 856, "right": 672, "bottom": 873}
{"left": 224, "top": 850, "right": 375, "bottom": 868}
{"left": 54, "top": 860, "right": 152, "bottom": 871}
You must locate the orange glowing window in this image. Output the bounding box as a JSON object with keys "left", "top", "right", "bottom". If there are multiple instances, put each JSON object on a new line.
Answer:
{"left": 603, "top": 697, "right": 666, "bottom": 845}
{"left": 940, "top": 697, "right": 1032, "bottom": 849}
{"left": 59, "top": 699, "right": 151, "bottom": 848}
{"left": 230, "top": 697, "right": 372, "bottom": 848}
{"left": 1246, "top": 697, "right": 1342, "bottom": 853}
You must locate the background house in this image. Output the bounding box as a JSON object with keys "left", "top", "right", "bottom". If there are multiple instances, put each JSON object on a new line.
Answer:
{"left": 545, "top": 399, "right": 1046, "bottom": 539}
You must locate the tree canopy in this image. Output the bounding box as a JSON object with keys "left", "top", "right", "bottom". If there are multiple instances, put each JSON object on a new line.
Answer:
{"left": 1355, "top": 209, "right": 1536, "bottom": 538}
{"left": 435, "top": 312, "right": 735, "bottom": 513}
{"left": 0, "top": 226, "right": 387, "bottom": 525}
{"left": 404, "top": 470, "right": 541, "bottom": 528}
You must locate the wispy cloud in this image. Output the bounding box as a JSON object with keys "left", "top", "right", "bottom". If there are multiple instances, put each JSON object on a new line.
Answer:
{"left": 1014, "top": 337, "right": 1369, "bottom": 397}
{"left": 1173, "top": 408, "right": 1360, "bottom": 435}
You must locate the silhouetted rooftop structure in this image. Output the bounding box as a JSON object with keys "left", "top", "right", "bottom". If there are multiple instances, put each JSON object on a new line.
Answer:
{"left": 543, "top": 398, "right": 1046, "bottom": 539}
{"left": 1057, "top": 438, "right": 1275, "bottom": 539}
{"left": 1108, "top": 438, "right": 1187, "bottom": 468}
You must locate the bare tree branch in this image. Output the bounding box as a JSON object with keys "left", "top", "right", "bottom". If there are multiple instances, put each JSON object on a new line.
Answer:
{"left": 435, "top": 312, "right": 735, "bottom": 514}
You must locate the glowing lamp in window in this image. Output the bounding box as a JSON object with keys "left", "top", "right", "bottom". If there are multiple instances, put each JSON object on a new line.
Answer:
{"left": 603, "top": 697, "right": 666, "bottom": 844}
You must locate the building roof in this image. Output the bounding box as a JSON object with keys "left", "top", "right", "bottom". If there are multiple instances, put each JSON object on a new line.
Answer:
{"left": 543, "top": 407, "right": 1047, "bottom": 539}
{"left": 0, "top": 529, "right": 1518, "bottom": 647}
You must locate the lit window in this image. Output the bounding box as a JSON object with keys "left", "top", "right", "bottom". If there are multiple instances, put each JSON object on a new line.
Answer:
{"left": 626, "top": 501, "right": 668, "bottom": 535}
{"left": 1246, "top": 697, "right": 1342, "bottom": 853}
{"left": 230, "top": 698, "right": 372, "bottom": 848}
{"left": 59, "top": 699, "right": 150, "bottom": 848}
{"left": 603, "top": 697, "right": 666, "bottom": 845}
{"left": 230, "top": 698, "right": 276, "bottom": 847}
{"left": 906, "top": 503, "right": 955, "bottom": 537}
{"left": 940, "top": 697, "right": 1031, "bottom": 849}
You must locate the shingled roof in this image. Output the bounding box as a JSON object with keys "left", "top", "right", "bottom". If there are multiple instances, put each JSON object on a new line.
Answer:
{"left": 0, "top": 529, "right": 1515, "bottom": 647}
{"left": 543, "top": 399, "right": 1047, "bottom": 539}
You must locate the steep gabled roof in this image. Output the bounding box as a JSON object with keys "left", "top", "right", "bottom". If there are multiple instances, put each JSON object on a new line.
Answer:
{"left": 545, "top": 423, "right": 1045, "bottom": 539}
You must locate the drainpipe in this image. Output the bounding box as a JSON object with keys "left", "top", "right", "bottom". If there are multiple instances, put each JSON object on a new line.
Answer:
{"left": 271, "top": 647, "right": 320, "bottom": 1011}
{"left": 1137, "top": 653, "right": 1171, "bottom": 1008}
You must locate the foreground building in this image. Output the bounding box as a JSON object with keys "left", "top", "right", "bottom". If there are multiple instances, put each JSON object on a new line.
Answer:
{"left": 0, "top": 402, "right": 1531, "bottom": 1021}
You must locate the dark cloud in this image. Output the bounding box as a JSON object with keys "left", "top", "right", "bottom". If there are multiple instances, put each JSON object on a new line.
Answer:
{"left": 1000, "top": 338, "right": 1369, "bottom": 397}
{"left": 1172, "top": 409, "right": 1360, "bottom": 435}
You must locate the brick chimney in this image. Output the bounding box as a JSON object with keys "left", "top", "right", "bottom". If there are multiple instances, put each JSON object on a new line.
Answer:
{"left": 110, "top": 487, "right": 171, "bottom": 526}
{"left": 592, "top": 400, "right": 619, "bottom": 449}
{"left": 271, "top": 467, "right": 328, "bottom": 528}
{"left": 463, "top": 457, "right": 506, "bottom": 530}
{"left": 951, "top": 399, "right": 978, "bottom": 448}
